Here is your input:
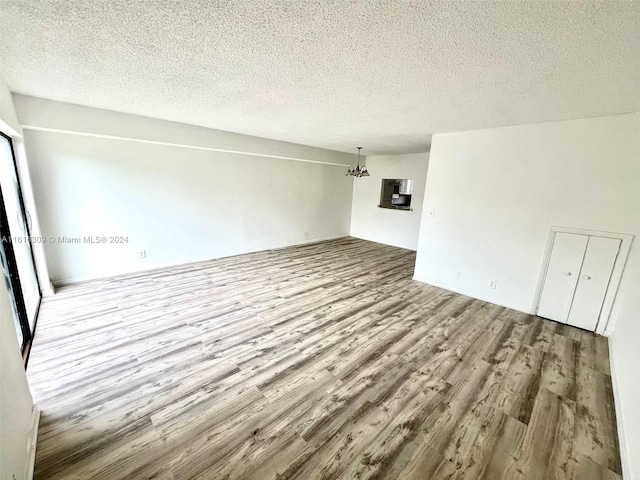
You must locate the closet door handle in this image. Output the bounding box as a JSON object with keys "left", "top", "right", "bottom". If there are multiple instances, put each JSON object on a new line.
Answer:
{"left": 582, "top": 275, "right": 591, "bottom": 280}
{"left": 564, "top": 272, "right": 572, "bottom": 276}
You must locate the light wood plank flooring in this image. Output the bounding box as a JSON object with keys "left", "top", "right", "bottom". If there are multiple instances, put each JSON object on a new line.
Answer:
{"left": 27, "top": 237, "right": 621, "bottom": 479}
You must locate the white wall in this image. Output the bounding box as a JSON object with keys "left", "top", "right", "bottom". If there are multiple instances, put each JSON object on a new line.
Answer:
{"left": 350, "top": 153, "right": 429, "bottom": 250}
{"left": 609, "top": 257, "right": 640, "bottom": 480}
{"left": 414, "top": 112, "right": 640, "bottom": 478}
{"left": 0, "top": 82, "right": 21, "bottom": 136}
{"left": 0, "top": 276, "right": 37, "bottom": 480}
{"left": 15, "top": 95, "right": 356, "bottom": 284}
{"left": 0, "top": 79, "right": 38, "bottom": 480}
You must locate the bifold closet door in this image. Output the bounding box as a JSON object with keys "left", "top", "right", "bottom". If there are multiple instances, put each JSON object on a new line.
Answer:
{"left": 537, "top": 232, "right": 588, "bottom": 323}
{"left": 567, "top": 236, "right": 620, "bottom": 331}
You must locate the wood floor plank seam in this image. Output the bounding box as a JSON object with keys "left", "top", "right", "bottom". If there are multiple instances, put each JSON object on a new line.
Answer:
{"left": 27, "top": 237, "right": 622, "bottom": 479}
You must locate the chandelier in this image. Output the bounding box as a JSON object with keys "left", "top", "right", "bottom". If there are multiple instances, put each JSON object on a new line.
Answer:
{"left": 345, "top": 147, "right": 370, "bottom": 177}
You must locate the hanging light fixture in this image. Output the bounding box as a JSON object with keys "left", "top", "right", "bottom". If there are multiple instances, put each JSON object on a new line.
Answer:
{"left": 345, "top": 147, "right": 370, "bottom": 177}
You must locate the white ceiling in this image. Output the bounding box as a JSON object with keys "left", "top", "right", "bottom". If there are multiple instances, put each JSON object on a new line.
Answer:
{"left": 1, "top": 1, "right": 639, "bottom": 155}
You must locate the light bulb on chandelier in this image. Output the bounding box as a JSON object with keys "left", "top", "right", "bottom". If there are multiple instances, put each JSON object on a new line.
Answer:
{"left": 345, "top": 147, "right": 370, "bottom": 178}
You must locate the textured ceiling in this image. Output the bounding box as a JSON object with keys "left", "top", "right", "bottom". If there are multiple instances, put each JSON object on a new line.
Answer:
{"left": 1, "top": 1, "right": 639, "bottom": 155}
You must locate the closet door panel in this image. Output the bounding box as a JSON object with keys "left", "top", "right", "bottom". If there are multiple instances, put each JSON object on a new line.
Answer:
{"left": 537, "top": 233, "right": 588, "bottom": 323}
{"left": 567, "top": 236, "right": 620, "bottom": 331}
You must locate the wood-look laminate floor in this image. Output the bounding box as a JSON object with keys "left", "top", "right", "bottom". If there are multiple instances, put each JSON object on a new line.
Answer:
{"left": 28, "top": 237, "right": 621, "bottom": 480}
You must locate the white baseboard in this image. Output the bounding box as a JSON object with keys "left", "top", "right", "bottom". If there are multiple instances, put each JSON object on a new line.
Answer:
{"left": 52, "top": 235, "right": 350, "bottom": 287}
{"left": 608, "top": 338, "right": 633, "bottom": 480}
{"left": 349, "top": 234, "right": 417, "bottom": 252}
{"left": 25, "top": 406, "right": 40, "bottom": 479}
{"left": 250, "top": 234, "right": 350, "bottom": 254}
{"left": 411, "top": 275, "right": 529, "bottom": 314}
{"left": 41, "top": 281, "right": 56, "bottom": 297}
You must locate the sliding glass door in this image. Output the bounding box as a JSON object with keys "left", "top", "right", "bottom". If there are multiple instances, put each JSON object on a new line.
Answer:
{"left": 0, "top": 132, "right": 41, "bottom": 355}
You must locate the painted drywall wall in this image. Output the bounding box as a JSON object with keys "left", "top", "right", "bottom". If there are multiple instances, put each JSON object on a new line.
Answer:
{"left": 0, "top": 81, "right": 21, "bottom": 136}
{"left": 350, "top": 153, "right": 429, "bottom": 250}
{"left": 0, "top": 79, "right": 37, "bottom": 480}
{"left": 15, "top": 96, "right": 356, "bottom": 284}
{"left": 609, "top": 258, "right": 640, "bottom": 480}
{"left": 414, "top": 112, "right": 640, "bottom": 478}
{"left": 0, "top": 276, "right": 37, "bottom": 480}
{"left": 13, "top": 95, "right": 357, "bottom": 166}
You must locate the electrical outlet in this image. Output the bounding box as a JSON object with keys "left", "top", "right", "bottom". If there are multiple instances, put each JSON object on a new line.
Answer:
{"left": 138, "top": 250, "right": 146, "bottom": 259}
{"left": 489, "top": 280, "right": 497, "bottom": 289}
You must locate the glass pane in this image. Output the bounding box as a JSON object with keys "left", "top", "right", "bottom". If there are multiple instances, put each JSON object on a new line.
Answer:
{"left": 0, "top": 245, "right": 23, "bottom": 348}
